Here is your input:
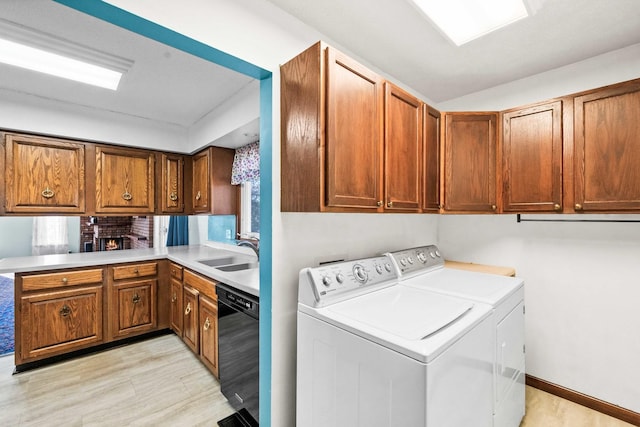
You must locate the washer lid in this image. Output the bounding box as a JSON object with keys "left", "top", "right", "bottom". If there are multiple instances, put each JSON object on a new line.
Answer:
{"left": 327, "top": 286, "right": 472, "bottom": 340}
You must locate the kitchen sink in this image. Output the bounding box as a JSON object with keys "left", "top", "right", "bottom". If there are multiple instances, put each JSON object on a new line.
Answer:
{"left": 198, "top": 256, "right": 252, "bottom": 267}
{"left": 215, "top": 262, "right": 258, "bottom": 272}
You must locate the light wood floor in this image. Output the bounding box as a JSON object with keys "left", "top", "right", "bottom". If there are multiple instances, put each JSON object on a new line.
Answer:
{"left": 0, "top": 334, "right": 235, "bottom": 426}
{"left": 0, "top": 335, "right": 635, "bottom": 426}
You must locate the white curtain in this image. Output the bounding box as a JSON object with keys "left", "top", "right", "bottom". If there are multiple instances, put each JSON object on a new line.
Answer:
{"left": 32, "top": 217, "right": 69, "bottom": 255}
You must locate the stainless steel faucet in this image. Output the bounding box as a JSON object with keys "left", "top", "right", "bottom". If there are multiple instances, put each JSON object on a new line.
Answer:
{"left": 237, "top": 240, "right": 259, "bottom": 259}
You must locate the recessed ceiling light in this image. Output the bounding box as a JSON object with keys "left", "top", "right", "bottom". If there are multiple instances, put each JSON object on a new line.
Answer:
{"left": 0, "top": 18, "right": 132, "bottom": 90}
{"left": 409, "top": 0, "right": 530, "bottom": 46}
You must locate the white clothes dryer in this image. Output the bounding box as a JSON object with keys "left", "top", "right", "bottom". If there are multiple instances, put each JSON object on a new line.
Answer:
{"left": 297, "top": 255, "right": 495, "bottom": 427}
{"left": 386, "top": 246, "right": 525, "bottom": 427}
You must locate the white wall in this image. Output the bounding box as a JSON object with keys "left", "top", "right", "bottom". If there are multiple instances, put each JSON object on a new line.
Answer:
{"left": 436, "top": 45, "right": 640, "bottom": 413}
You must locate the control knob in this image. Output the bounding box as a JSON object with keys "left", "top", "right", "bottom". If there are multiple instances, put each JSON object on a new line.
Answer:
{"left": 407, "top": 256, "right": 414, "bottom": 264}
{"left": 353, "top": 264, "right": 368, "bottom": 283}
{"left": 336, "top": 273, "right": 345, "bottom": 284}
{"left": 417, "top": 252, "right": 427, "bottom": 263}
{"left": 322, "top": 275, "right": 332, "bottom": 287}
{"left": 384, "top": 263, "right": 392, "bottom": 272}
{"left": 375, "top": 264, "right": 383, "bottom": 274}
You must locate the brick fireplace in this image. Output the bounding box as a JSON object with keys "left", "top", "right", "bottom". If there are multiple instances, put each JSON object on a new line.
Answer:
{"left": 80, "top": 216, "right": 154, "bottom": 252}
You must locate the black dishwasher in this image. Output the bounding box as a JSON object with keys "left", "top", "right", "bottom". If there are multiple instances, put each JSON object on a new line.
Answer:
{"left": 217, "top": 283, "right": 259, "bottom": 426}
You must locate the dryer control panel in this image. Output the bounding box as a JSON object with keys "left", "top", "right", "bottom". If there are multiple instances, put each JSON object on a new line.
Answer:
{"left": 386, "top": 245, "right": 445, "bottom": 278}
{"left": 299, "top": 256, "right": 397, "bottom": 307}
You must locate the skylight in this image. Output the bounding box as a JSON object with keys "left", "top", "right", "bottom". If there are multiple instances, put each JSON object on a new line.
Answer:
{"left": 0, "top": 18, "right": 132, "bottom": 91}
{"left": 410, "top": 0, "right": 530, "bottom": 46}
{"left": 0, "top": 38, "right": 124, "bottom": 90}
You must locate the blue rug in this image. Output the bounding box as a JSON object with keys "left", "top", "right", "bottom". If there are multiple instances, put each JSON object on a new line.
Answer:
{"left": 0, "top": 276, "right": 14, "bottom": 356}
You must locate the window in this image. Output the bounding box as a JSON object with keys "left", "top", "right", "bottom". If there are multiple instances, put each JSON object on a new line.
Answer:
{"left": 240, "top": 180, "right": 260, "bottom": 239}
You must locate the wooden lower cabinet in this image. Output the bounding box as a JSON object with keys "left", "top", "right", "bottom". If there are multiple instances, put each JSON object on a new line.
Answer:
{"left": 19, "top": 285, "right": 103, "bottom": 363}
{"left": 199, "top": 295, "right": 219, "bottom": 377}
{"left": 110, "top": 279, "right": 157, "bottom": 339}
{"left": 169, "top": 277, "right": 183, "bottom": 336}
{"left": 16, "top": 266, "right": 105, "bottom": 366}
{"left": 182, "top": 284, "right": 200, "bottom": 354}
{"left": 180, "top": 268, "right": 219, "bottom": 378}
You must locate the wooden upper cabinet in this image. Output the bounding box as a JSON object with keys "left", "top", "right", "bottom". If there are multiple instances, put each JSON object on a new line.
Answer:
{"left": 384, "top": 82, "right": 422, "bottom": 212}
{"left": 4, "top": 133, "right": 85, "bottom": 213}
{"left": 423, "top": 105, "right": 441, "bottom": 212}
{"left": 280, "top": 42, "right": 385, "bottom": 212}
{"left": 574, "top": 80, "right": 640, "bottom": 212}
{"left": 192, "top": 147, "right": 236, "bottom": 215}
{"left": 161, "top": 153, "right": 184, "bottom": 213}
{"left": 502, "top": 101, "right": 563, "bottom": 212}
{"left": 95, "top": 146, "right": 154, "bottom": 214}
{"left": 325, "top": 46, "right": 384, "bottom": 210}
{"left": 443, "top": 112, "right": 498, "bottom": 213}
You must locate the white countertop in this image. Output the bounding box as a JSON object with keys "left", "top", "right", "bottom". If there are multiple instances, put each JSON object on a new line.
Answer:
{"left": 0, "top": 243, "right": 259, "bottom": 297}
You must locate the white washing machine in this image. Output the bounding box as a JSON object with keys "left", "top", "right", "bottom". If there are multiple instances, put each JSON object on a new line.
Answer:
{"left": 297, "top": 255, "right": 495, "bottom": 427}
{"left": 385, "top": 246, "right": 525, "bottom": 427}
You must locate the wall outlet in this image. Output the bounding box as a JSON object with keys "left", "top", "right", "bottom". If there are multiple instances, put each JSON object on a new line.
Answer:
{"left": 225, "top": 229, "right": 231, "bottom": 239}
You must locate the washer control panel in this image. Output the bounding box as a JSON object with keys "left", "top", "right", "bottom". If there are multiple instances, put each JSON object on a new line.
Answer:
{"left": 386, "top": 245, "right": 444, "bottom": 278}
{"left": 300, "top": 256, "right": 397, "bottom": 307}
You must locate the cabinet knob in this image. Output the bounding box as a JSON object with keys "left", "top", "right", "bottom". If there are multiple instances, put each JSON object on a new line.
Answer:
{"left": 491, "top": 205, "right": 497, "bottom": 211}
{"left": 169, "top": 192, "right": 178, "bottom": 202}
{"left": 387, "top": 201, "right": 393, "bottom": 208}
{"left": 553, "top": 203, "right": 561, "bottom": 211}
{"left": 41, "top": 187, "right": 55, "bottom": 199}
{"left": 203, "top": 317, "right": 211, "bottom": 331}
{"left": 61, "top": 277, "right": 68, "bottom": 284}
{"left": 184, "top": 302, "right": 192, "bottom": 315}
{"left": 377, "top": 201, "right": 382, "bottom": 207}
{"left": 132, "top": 293, "right": 141, "bottom": 304}
{"left": 59, "top": 304, "right": 71, "bottom": 317}
{"left": 195, "top": 191, "right": 201, "bottom": 201}
{"left": 134, "top": 269, "right": 139, "bottom": 274}
{"left": 122, "top": 191, "right": 133, "bottom": 201}
{"left": 575, "top": 203, "right": 583, "bottom": 211}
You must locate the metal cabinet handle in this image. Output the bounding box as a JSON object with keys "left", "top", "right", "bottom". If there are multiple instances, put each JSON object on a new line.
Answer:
{"left": 185, "top": 302, "right": 191, "bottom": 315}
{"left": 60, "top": 304, "right": 71, "bottom": 317}
{"left": 491, "top": 205, "right": 497, "bottom": 211}
{"left": 132, "top": 293, "right": 141, "bottom": 304}
{"left": 553, "top": 203, "right": 561, "bottom": 211}
{"left": 203, "top": 317, "right": 211, "bottom": 331}
{"left": 41, "top": 187, "right": 55, "bottom": 199}
{"left": 377, "top": 201, "right": 383, "bottom": 207}
{"left": 61, "top": 277, "right": 68, "bottom": 284}
{"left": 195, "top": 191, "right": 201, "bottom": 201}
{"left": 171, "top": 293, "right": 177, "bottom": 303}
{"left": 169, "top": 192, "right": 178, "bottom": 201}
{"left": 387, "top": 201, "right": 393, "bottom": 208}
{"left": 122, "top": 191, "right": 133, "bottom": 201}
{"left": 134, "top": 269, "right": 139, "bottom": 274}
{"left": 575, "top": 203, "right": 583, "bottom": 211}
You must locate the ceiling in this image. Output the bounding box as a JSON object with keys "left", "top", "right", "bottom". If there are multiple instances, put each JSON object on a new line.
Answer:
{"left": 1, "top": 0, "right": 639, "bottom": 139}
{"left": 264, "top": 0, "right": 640, "bottom": 103}
{"left": 0, "top": 0, "right": 258, "bottom": 147}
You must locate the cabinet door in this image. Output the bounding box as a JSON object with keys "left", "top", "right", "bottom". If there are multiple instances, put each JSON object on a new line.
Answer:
{"left": 502, "top": 101, "right": 563, "bottom": 212}
{"left": 95, "top": 146, "right": 155, "bottom": 214}
{"left": 574, "top": 81, "right": 640, "bottom": 211}
{"left": 170, "top": 277, "right": 183, "bottom": 336}
{"left": 20, "top": 285, "right": 103, "bottom": 361}
{"left": 325, "top": 47, "right": 384, "bottom": 210}
{"left": 423, "top": 105, "right": 441, "bottom": 212}
{"left": 443, "top": 113, "right": 498, "bottom": 212}
{"left": 192, "top": 149, "right": 210, "bottom": 213}
{"left": 161, "top": 153, "right": 184, "bottom": 213}
{"left": 111, "top": 279, "right": 157, "bottom": 339}
{"left": 384, "top": 82, "right": 422, "bottom": 211}
{"left": 182, "top": 285, "right": 199, "bottom": 354}
{"left": 199, "top": 294, "right": 219, "bottom": 378}
{"left": 4, "top": 133, "right": 85, "bottom": 213}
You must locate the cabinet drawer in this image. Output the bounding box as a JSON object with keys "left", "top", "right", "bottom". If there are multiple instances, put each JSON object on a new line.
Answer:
{"left": 169, "top": 263, "right": 183, "bottom": 281}
{"left": 20, "top": 285, "right": 103, "bottom": 361}
{"left": 183, "top": 269, "right": 217, "bottom": 301}
{"left": 112, "top": 262, "right": 158, "bottom": 280}
{"left": 22, "top": 269, "right": 104, "bottom": 292}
